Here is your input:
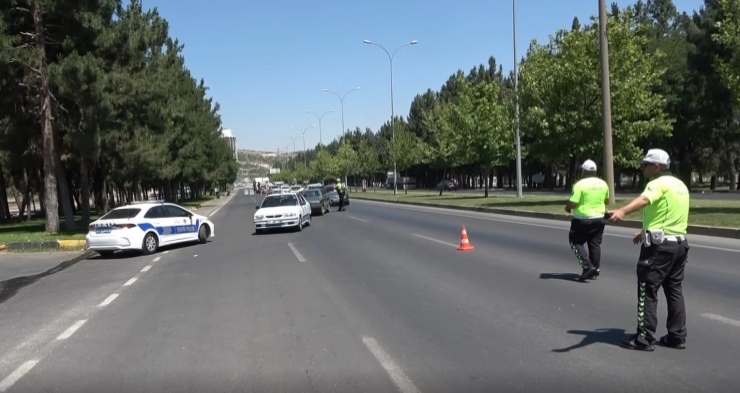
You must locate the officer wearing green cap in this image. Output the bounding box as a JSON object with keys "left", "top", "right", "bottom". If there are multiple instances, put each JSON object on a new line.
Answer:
{"left": 608, "top": 148, "right": 690, "bottom": 351}
{"left": 565, "top": 159, "right": 610, "bottom": 281}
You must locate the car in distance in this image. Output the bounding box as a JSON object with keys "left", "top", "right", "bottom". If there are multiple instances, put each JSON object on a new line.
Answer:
{"left": 254, "top": 193, "right": 312, "bottom": 234}
{"left": 86, "top": 200, "right": 215, "bottom": 257}
{"left": 300, "top": 189, "right": 330, "bottom": 215}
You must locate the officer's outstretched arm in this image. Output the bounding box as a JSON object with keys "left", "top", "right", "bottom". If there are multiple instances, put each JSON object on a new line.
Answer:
{"left": 608, "top": 196, "right": 650, "bottom": 222}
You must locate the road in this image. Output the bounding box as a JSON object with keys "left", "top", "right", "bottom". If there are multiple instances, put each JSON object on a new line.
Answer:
{"left": 1, "top": 190, "right": 739, "bottom": 392}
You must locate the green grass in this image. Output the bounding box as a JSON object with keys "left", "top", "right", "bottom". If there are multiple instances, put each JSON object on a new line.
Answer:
{"left": 354, "top": 189, "right": 740, "bottom": 228}
{"left": 178, "top": 195, "right": 216, "bottom": 208}
{"left": 0, "top": 216, "right": 98, "bottom": 245}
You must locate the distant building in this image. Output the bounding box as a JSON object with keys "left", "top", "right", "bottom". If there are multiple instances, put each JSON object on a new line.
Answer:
{"left": 221, "top": 128, "right": 237, "bottom": 160}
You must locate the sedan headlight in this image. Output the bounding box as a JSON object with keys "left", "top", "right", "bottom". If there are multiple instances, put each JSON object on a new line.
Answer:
{"left": 254, "top": 215, "right": 264, "bottom": 221}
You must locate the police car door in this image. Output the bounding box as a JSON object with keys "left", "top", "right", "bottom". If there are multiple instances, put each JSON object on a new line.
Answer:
{"left": 163, "top": 205, "right": 196, "bottom": 243}
{"left": 297, "top": 194, "right": 310, "bottom": 217}
{"left": 142, "top": 206, "right": 168, "bottom": 241}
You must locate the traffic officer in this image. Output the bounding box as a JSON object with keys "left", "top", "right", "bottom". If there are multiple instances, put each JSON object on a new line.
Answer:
{"left": 335, "top": 178, "right": 346, "bottom": 212}
{"left": 608, "top": 148, "right": 690, "bottom": 351}
{"left": 564, "top": 159, "right": 610, "bottom": 281}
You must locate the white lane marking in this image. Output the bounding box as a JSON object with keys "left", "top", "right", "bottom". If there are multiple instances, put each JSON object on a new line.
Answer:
{"left": 0, "top": 360, "right": 38, "bottom": 392}
{"left": 141, "top": 265, "right": 152, "bottom": 272}
{"left": 702, "top": 313, "right": 740, "bottom": 327}
{"left": 123, "top": 277, "right": 137, "bottom": 286}
{"left": 163, "top": 251, "right": 169, "bottom": 254}
{"left": 99, "top": 293, "right": 119, "bottom": 307}
{"left": 287, "top": 243, "right": 306, "bottom": 262}
{"left": 153, "top": 256, "right": 161, "bottom": 262}
{"left": 358, "top": 200, "right": 740, "bottom": 253}
{"left": 349, "top": 216, "right": 369, "bottom": 222}
{"left": 56, "top": 320, "right": 87, "bottom": 340}
{"left": 413, "top": 234, "right": 458, "bottom": 248}
{"left": 362, "top": 336, "right": 421, "bottom": 393}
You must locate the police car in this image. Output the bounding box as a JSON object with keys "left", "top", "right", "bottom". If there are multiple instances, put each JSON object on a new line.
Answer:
{"left": 86, "top": 200, "right": 215, "bottom": 257}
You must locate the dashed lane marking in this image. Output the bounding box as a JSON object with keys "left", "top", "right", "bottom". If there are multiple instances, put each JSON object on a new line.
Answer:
{"left": 349, "top": 216, "right": 369, "bottom": 222}
{"left": 362, "top": 336, "right": 421, "bottom": 393}
{"left": 413, "top": 234, "right": 458, "bottom": 248}
{"left": 123, "top": 277, "right": 137, "bottom": 286}
{"left": 56, "top": 320, "right": 87, "bottom": 340}
{"left": 0, "top": 360, "right": 38, "bottom": 392}
{"left": 141, "top": 265, "right": 152, "bottom": 272}
{"left": 287, "top": 243, "right": 306, "bottom": 262}
{"left": 99, "top": 294, "right": 119, "bottom": 307}
{"left": 702, "top": 313, "right": 740, "bottom": 328}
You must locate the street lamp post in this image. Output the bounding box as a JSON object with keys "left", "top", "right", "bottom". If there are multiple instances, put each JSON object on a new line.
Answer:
{"left": 513, "top": 0, "right": 523, "bottom": 198}
{"left": 304, "top": 110, "right": 334, "bottom": 146}
{"left": 363, "top": 38, "right": 417, "bottom": 195}
{"left": 293, "top": 125, "right": 315, "bottom": 168}
{"left": 322, "top": 87, "right": 360, "bottom": 142}
{"left": 599, "top": 0, "right": 616, "bottom": 204}
{"left": 287, "top": 136, "right": 300, "bottom": 170}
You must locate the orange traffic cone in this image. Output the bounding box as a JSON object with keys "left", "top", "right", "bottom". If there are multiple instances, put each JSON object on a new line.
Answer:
{"left": 456, "top": 225, "right": 474, "bottom": 251}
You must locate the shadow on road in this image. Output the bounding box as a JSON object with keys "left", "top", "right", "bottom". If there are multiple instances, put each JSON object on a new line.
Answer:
{"left": 552, "top": 328, "right": 627, "bottom": 352}
{"left": 0, "top": 252, "right": 91, "bottom": 304}
{"left": 539, "top": 272, "right": 584, "bottom": 283}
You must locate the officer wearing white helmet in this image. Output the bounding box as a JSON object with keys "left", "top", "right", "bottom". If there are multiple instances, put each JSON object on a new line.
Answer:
{"left": 564, "top": 159, "right": 610, "bottom": 281}
{"left": 608, "top": 148, "right": 690, "bottom": 351}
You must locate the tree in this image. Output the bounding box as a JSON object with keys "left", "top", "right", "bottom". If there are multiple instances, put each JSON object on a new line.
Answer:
{"left": 356, "top": 139, "right": 381, "bottom": 185}
{"left": 519, "top": 8, "right": 672, "bottom": 187}
{"left": 437, "top": 75, "right": 514, "bottom": 197}
{"left": 336, "top": 142, "right": 358, "bottom": 185}
{"left": 309, "top": 149, "right": 338, "bottom": 182}
{"left": 0, "top": 0, "right": 238, "bottom": 236}
{"left": 386, "top": 123, "right": 423, "bottom": 194}
{"left": 422, "top": 99, "right": 463, "bottom": 195}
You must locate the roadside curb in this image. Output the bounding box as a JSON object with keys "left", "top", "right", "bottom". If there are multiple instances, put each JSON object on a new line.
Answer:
{"left": 1, "top": 239, "right": 87, "bottom": 253}
{"left": 352, "top": 196, "right": 740, "bottom": 240}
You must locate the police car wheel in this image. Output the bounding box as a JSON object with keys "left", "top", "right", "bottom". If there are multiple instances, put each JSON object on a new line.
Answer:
{"left": 142, "top": 233, "right": 158, "bottom": 255}
{"left": 198, "top": 225, "right": 208, "bottom": 244}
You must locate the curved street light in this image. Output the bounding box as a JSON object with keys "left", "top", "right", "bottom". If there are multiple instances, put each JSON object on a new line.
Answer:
{"left": 304, "top": 109, "right": 334, "bottom": 146}
{"left": 363, "top": 38, "right": 418, "bottom": 195}
{"left": 293, "top": 125, "right": 315, "bottom": 167}
{"left": 322, "top": 87, "right": 360, "bottom": 142}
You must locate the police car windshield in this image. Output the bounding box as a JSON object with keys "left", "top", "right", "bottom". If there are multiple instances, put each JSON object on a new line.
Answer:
{"left": 261, "top": 195, "right": 298, "bottom": 208}
{"left": 100, "top": 208, "right": 141, "bottom": 220}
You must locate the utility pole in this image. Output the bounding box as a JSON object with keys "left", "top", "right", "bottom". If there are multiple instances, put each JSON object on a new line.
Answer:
{"left": 599, "top": 0, "right": 616, "bottom": 204}
{"left": 513, "top": 0, "right": 523, "bottom": 198}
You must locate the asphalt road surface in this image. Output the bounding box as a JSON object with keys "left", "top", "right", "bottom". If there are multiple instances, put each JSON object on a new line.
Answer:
{"left": 1, "top": 190, "right": 739, "bottom": 392}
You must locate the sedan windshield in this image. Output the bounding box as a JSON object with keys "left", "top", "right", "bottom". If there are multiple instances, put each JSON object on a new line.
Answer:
{"left": 261, "top": 195, "right": 298, "bottom": 208}
{"left": 303, "top": 190, "right": 321, "bottom": 199}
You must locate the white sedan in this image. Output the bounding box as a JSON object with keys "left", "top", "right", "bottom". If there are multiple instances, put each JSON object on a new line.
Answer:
{"left": 254, "top": 193, "right": 311, "bottom": 234}
{"left": 86, "top": 201, "right": 215, "bottom": 257}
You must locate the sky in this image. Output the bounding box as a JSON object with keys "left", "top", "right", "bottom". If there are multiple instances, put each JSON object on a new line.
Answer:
{"left": 139, "top": 0, "right": 703, "bottom": 152}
